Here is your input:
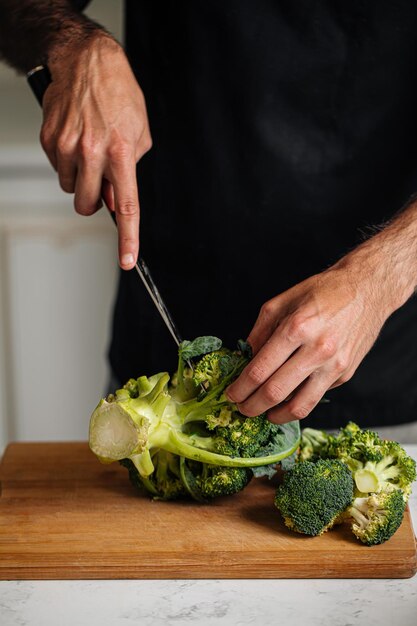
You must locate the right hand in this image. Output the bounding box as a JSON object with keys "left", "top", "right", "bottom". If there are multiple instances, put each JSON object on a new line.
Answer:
{"left": 40, "top": 31, "right": 152, "bottom": 270}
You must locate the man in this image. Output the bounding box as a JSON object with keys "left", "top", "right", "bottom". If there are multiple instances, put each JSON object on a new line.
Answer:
{"left": 0, "top": 1, "right": 416, "bottom": 432}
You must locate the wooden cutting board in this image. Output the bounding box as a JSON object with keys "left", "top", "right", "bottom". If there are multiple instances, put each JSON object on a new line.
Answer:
{"left": 0, "top": 442, "right": 416, "bottom": 580}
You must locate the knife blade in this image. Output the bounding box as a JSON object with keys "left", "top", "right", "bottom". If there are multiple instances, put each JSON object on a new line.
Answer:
{"left": 106, "top": 211, "right": 182, "bottom": 348}
{"left": 27, "top": 64, "right": 185, "bottom": 351}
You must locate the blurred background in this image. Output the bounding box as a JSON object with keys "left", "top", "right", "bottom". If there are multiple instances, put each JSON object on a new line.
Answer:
{"left": 0, "top": 1, "right": 122, "bottom": 454}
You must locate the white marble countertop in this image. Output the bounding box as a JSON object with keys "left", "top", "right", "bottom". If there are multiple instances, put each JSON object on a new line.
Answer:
{"left": 1, "top": 445, "right": 416, "bottom": 626}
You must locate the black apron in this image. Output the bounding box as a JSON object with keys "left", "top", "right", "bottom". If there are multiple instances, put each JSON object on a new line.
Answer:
{"left": 107, "top": 0, "right": 417, "bottom": 429}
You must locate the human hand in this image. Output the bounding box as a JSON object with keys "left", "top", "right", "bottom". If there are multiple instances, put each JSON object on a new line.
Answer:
{"left": 40, "top": 31, "right": 152, "bottom": 270}
{"left": 226, "top": 260, "right": 397, "bottom": 424}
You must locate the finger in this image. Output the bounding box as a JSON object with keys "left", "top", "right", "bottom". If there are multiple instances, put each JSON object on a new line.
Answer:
{"left": 227, "top": 323, "right": 299, "bottom": 405}
{"left": 108, "top": 157, "right": 139, "bottom": 270}
{"left": 74, "top": 157, "right": 104, "bottom": 216}
{"left": 328, "top": 366, "right": 355, "bottom": 389}
{"left": 101, "top": 178, "right": 115, "bottom": 212}
{"left": 40, "top": 127, "right": 58, "bottom": 171}
{"left": 267, "top": 371, "right": 333, "bottom": 424}
{"left": 328, "top": 336, "right": 373, "bottom": 390}
{"left": 246, "top": 299, "right": 284, "bottom": 355}
{"left": 236, "top": 344, "right": 322, "bottom": 417}
{"left": 57, "top": 153, "right": 77, "bottom": 193}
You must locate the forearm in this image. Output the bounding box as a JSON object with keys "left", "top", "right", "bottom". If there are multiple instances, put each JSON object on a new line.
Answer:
{"left": 0, "top": 0, "right": 107, "bottom": 74}
{"left": 335, "top": 198, "right": 417, "bottom": 318}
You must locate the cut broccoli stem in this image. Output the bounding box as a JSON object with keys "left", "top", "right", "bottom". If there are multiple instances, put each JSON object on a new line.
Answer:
{"left": 130, "top": 450, "right": 155, "bottom": 477}
{"left": 354, "top": 468, "right": 380, "bottom": 493}
{"left": 89, "top": 400, "right": 147, "bottom": 461}
{"left": 354, "top": 455, "right": 411, "bottom": 495}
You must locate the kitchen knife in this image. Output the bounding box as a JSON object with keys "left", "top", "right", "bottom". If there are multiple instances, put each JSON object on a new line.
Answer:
{"left": 27, "top": 64, "right": 184, "bottom": 349}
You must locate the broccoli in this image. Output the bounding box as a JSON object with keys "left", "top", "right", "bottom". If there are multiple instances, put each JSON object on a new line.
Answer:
{"left": 353, "top": 440, "right": 416, "bottom": 500}
{"left": 192, "top": 348, "right": 235, "bottom": 391}
{"left": 120, "top": 451, "right": 186, "bottom": 500}
{"left": 275, "top": 422, "right": 415, "bottom": 545}
{"left": 346, "top": 487, "right": 406, "bottom": 546}
{"left": 297, "top": 422, "right": 416, "bottom": 502}
{"left": 179, "top": 457, "right": 253, "bottom": 502}
{"left": 212, "top": 413, "right": 273, "bottom": 458}
{"left": 89, "top": 336, "right": 300, "bottom": 501}
{"left": 298, "top": 427, "right": 331, "bottom": 461}
{"left": 274, "top": 459, "right": 355, "bottom": 536}
{"left": 326, "top": 422, "right": 387, "bottom": 466}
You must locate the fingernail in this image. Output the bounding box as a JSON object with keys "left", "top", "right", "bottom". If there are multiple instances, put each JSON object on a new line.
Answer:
{"left": 121, "top": 253, "right": 134, "bottom": 267}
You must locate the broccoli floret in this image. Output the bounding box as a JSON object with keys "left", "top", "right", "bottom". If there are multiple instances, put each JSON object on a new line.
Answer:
{"left": 192, "top": 348, "right": 237, "bottom": 391}
{"left": 299, "top": 427, "right": 331, "bottom": 461}
{"left": 347, "top": 488, "right": 406, "bottom": 546}
{"left": 200, "top": 466, "right": 252, "bottom": 498}
{"left": 316, "top": 423, "right": 417, "bottom": 502}
{"left": 303, "top": 422, "right": 416, "bottom": 502}
{"left": 214, "top": 413, "right": 273, "bottom": 458}
{"left": 278, "top": 422, "right": 415, "bottom": 545}
{"left": 205, "top": 406, "right": 233, "bottom": 430}
{"left": 326, "top": 423, "right": 386, "bottom": 466}
{"left": 274, "top": 459, "right": 355, "bottom": 536}
{"left": 89, "top": 336, "right": 301, "bottom": 490}
{"left": 180, "top": 457, "right": 252, "bottom": 501}
{"left": 353, "top": 440, "right": 416, "bottom": 501}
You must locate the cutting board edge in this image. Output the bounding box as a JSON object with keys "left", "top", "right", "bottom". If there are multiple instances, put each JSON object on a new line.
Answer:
{"left": 0, "top": 545, "right": 416, "bottom": 581}
{"left": 0, "top": 563, "right": 415, "bottom": 581}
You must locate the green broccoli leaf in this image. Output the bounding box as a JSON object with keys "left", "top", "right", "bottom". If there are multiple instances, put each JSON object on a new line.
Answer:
{"left": 251, "top": 420, "right": 301, "bottom": 478}
{"left": 237, "top": 339, "right": 252, "bottom": 359}
{"left": 218, "top": 353, "right": 237, "bottom": 376}
{"left": 280, "top": 450, "right": 298, "bottom": 471}
{"left": 179, "top": 336, "right": 223, "bottom": 361}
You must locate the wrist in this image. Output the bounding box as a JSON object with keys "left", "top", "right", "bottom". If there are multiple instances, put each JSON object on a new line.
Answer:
{"left": 335, "top": 213, "right": 417, "bottom": 317}
{"left": 335, "top": 248, "right": 403, "bottom": 320}
{"left": 47, "top": 20, "right": 113, "bottom": 75}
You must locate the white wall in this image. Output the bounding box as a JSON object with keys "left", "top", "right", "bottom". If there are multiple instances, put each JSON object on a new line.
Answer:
{"left": 0, "top": 1, "right": 123, "bottom": 453}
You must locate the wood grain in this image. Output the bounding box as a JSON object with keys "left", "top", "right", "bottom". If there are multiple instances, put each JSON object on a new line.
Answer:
{"left": 0, "top": 442, "right": 416, "bottom": 580}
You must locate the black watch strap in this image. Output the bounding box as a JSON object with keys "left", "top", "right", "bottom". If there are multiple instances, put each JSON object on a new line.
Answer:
{"left": 27, "top": 65, "right": 52, "bottom": 106}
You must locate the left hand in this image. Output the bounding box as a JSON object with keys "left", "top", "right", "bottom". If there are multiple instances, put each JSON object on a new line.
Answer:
{"left": 226, "top": 260, "right": 395, "bottom": 424}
